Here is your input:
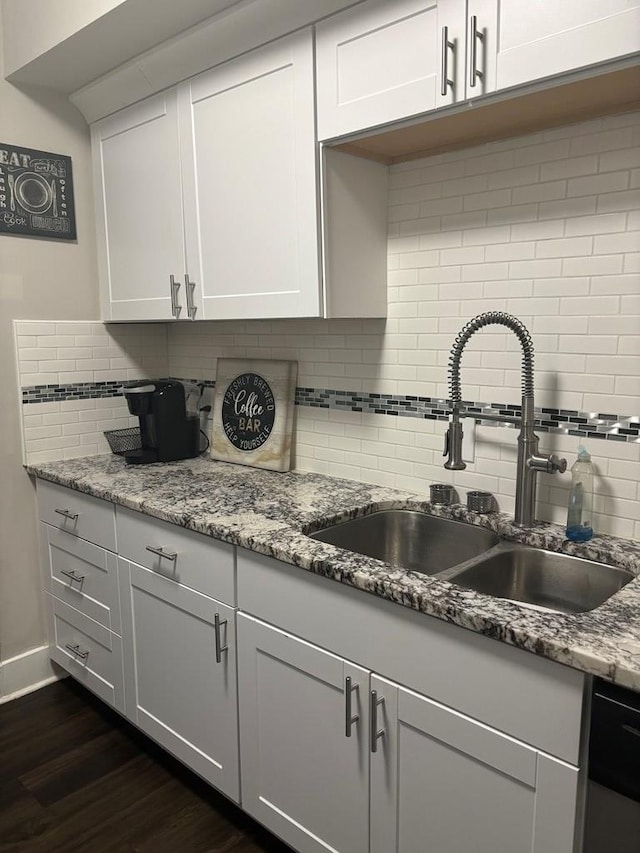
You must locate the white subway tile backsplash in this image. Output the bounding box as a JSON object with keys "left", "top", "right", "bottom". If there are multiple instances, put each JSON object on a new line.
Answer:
{"left": 562, "top": 255, "right": 623, "bottom": 276}
{"left": 591, "top": 274, "right": 640, "bottom": 295}
{"left": 570, "top": 127, "right": 634, "bottom": 155}
{"left": 14, "top": 114, "right": 640, "bottom": 537}
{"left": 596, "top": 189, "right": 640, "bottom": 213}
{"left": 535, "top": 237, "right": 593, "bottom": 258}
{"left": 463, "top": 188, "right": 512, "bottom": 211}
{"left": 540, "top": 156, "right": 598, "bottom": 181}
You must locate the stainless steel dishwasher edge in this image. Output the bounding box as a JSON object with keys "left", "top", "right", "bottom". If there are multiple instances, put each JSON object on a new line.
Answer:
{"left": 584, "top": 679, "right": 640, "bottom": 852}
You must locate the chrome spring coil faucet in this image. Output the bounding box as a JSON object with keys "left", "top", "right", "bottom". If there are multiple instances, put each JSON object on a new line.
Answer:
{"left": 443, "top": 312, "right": 567, "bottom": 527}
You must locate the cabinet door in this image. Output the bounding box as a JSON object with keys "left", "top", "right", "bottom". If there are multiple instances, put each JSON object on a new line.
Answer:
{"left": 370, "top": 675, "right": 581, "bottom": 853}
{"left": 316, "top": 0, "right": 442, "bottom": 140}
{"left": 488, "top": 0, "right": 640, "bottom": 92}
{"left": 180, "top": 29, "right": 320, "bottom": 320}
{"left": 92, "top": 90, "right": 191, "bottom": 321}
{"left": 237, "top": 614, "right": 370, "bottom": 853}
{"left": 119, "top": 559, "right": 239, "bottom": 801}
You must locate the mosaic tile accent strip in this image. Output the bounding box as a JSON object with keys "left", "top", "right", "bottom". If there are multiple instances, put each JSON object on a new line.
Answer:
{"left": 293, "top": 387, "right": 640, "bottom": 444}
{"left": 21, "top": 379, "right": 639, "bottom": 443}
{"left": 22, "top": 380, "right": 125, "bottom": 404}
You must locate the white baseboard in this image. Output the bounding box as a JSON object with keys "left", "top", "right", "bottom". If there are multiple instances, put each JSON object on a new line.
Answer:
{"left": 0, "top": 644, "right": 62, "bottom": 704}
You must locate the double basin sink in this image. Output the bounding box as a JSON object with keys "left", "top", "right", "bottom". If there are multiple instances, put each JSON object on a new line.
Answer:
{"left": 309, "top": 510, "right": 633, "bottom": 614}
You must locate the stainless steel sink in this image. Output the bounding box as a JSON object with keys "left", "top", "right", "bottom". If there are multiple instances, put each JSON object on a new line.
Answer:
{"left": 446, "top": 546, "right": 634, "bottom": 614}
{"left": 309, "top": 510, "right": 499, "bottom": 575}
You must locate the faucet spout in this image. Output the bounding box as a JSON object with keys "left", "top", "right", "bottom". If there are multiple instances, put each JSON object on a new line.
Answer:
{"left": 443, "top": 312, "right": 566, "bottom": 527}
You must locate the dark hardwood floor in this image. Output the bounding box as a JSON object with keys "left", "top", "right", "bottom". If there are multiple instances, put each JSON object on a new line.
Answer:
{"left": 0, "top": 679, "right": 292, "bottom": 853}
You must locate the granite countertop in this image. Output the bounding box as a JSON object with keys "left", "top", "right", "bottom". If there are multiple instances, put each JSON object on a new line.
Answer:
{"left": 27, "top": 454, "right": 640, "bottom": 690}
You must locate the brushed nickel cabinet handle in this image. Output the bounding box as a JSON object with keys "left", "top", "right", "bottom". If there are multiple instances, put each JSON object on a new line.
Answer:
{"left": 170, "top": 274, "right": 182, "bottom": 319}
{"left": 55, "top": 508, "right": 78, "bottom": 521}
{"left": 185, "top": 273, "right": 197, "bottom": 320}
{"left": 441, "top": 26, "right": 454, "bottom": 97}
{"left": 344, "top": 676, "right": 360, "bottom": 738}
{"left": 214, "top": 613, "right": 228, "bottom": 663}
{"left": 145, "top": 545, "right": 177, "bottom": 562}
{"left": 65, "top": 643, "right": 89, "bottom": 660}
{"left": 469, "top": 15, "right": 484, "bottom": 88}
{"left": 370, "top": 690, "right": 385, "bottom": 753}
{"left": 60, "top": 569, "right": 85, "bottom": 583}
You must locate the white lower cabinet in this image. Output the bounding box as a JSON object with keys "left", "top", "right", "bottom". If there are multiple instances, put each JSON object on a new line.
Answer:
{"left": 370, "top": 676, "right": 580, "bottom": 853}
{"left": 118, "top": 558, "right": 240, "bottom": 802}
{"left": 37, "top": 484, "right": 586, "bottom": 851}
{"left": 238, "top": 614, "right": 582, "bottom": 853}
{"left": 46, "top": 594, "right": 125, "bottom": 713}
{"left": 238, "top": 614, "right": 370, "bottom": 853}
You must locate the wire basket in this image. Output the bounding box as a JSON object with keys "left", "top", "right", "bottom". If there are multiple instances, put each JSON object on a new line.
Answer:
{"left": 104, "top": 426, "right": 142, "bottom": 456}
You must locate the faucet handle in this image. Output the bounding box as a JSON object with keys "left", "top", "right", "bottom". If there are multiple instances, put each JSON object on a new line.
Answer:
{"left": 443, "top": 419, "right": 466, "bottom": 471}
{"left": 528, "top": 453, "right": 567, "bottom": 474}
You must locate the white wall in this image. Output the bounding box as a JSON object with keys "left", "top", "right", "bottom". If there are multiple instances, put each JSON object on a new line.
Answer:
{"left": 167, "top": 111, "right": 640, "bottom": 539}
{"left": 1, "top": 0, "right": 126, "bottom": 75}
{"left": 0, "top": 5, "right": 99, "bottom": 671}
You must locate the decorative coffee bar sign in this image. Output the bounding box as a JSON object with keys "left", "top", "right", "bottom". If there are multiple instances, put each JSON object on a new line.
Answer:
{"left": 210, "top": 359, "right": 298, "bottom": 472}
{"left": 0, "top": 144, "right": 76, "bottom": 240}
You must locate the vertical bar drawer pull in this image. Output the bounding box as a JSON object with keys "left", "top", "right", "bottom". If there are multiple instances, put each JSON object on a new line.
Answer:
{"left": 370, "top": 690, "right": 385, "bottom": 753}
{"left": 65, "top": 643, "right": 89, "bottom": 660}
{"left": 185, "top": 274, "right": 197, "bottom": 320}
{"left": 55, "top": 509, "right": 79, "bottom": 521}
{"left": 345, "top": 676, "right": 360, "bottom": 737}
{"left": 214, "top": 613, "right": 228, "bottom": 664}
{"left": 441, "top": 26, "right": 454, "bottom": 97}
{"left": 469, "top": 15, "right": 484, "bottom": 88}
{"left": 60, "top": 569, "right": 85, "bottom": 583}
{"left": 145, "top": 545, "right": 178, "bottom": 562}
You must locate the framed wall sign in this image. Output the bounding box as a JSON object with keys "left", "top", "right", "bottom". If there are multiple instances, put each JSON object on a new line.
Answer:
{"left": 0, "top": 143, "right": 76, "bottom": 240}
{"left": 210, "top": 359, "right": 298, "bottom": 472}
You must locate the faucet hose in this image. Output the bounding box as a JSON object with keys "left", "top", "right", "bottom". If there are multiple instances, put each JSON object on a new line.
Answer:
{"left": 448, "top": 311, "right": 535, "bottom": 405}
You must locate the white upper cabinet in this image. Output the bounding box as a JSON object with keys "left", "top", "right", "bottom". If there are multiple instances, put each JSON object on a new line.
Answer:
{"left": 489, "top": 0, "right": 640, "bottom": 92}
{"left": 315, "top": 0, "right": 498, "bottom": 138}
{"left": 92, "top": 28, "right": 388, "bottom": 323}
{"left": 316, "top": 0, "right": 442, "bottom": 140}
{"left": 316, "top": 0, "right": 640, "bottom": 140}
{"left": 179, "top": 29, "right": 321, "bottom": 320}
{"left": 91, "top": 91, "right": 200, "bottom": 322}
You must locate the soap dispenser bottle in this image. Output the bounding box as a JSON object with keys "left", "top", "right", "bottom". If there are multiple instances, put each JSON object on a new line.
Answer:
{"left": 566, "top": 445, "right": 594, "bottom": 542}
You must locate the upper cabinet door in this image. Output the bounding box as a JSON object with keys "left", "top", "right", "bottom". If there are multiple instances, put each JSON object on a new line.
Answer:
{"left": 92, "top": 91, "right": 188, "bottom": 321}
{"left": 316, "top": 0, "right": 441, "bottom": 140}
{"left": 490, "top": 0, "right": 640, "bottom": 91}
{"left": 179, "top": 29, "right": 321, "bottom": 321}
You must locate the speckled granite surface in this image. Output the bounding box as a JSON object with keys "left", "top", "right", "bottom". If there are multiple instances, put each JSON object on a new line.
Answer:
{"left": 27, "top": 454, "right": 640, "bottom": 690}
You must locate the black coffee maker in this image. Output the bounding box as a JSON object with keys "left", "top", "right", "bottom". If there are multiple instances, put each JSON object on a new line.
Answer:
{"left": 123, "top": 380, "right": 200, "bottom": 464}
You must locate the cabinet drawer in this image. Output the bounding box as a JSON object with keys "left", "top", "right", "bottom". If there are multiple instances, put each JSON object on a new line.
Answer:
{"left": 41, "top": 523, "right": 121, "bottom": 633}
{"left": 116, "top": 507, "right": 235, "bottom": 604}
{"left": 38, "top": 480, "right": 116, "bottom": 552}
{"left": 46, "top": 595, "right": 124, "bottom": 712}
